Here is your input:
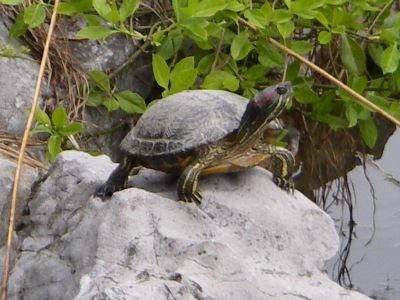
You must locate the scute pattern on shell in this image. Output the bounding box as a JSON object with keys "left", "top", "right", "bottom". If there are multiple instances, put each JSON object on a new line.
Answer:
{"left": 120, "top": 90, "right": 248, "bottom": 156}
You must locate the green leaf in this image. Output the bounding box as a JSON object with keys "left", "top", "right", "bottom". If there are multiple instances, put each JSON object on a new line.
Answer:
{"left": 286, "top": 60, "right": 301, "bottom": 81}
{"left": 318, "top": 31, "right": 332, "bottom": 44}
{"left": 192, "top": 0, "right": 227, "bottom": 17}
{"left": 119, "top": 0, "right": 139, "bottom": 22}
{"left": 31, "top": 107, "right": 51, "bottom": 127}
{"left": 345, "top": 105, "right": 358, "bottom": 127}
{"left": 388, "top": 65, "right": 400, "bottom": 95}
{"left": 293, "top": 85, "right": 319, "bottom": 104}
{"left": 381, "top": 43, "right": 400, "bottom": 74}
{"left": 151, "top": 29, "right": 164, "bottom": 47}
{"left": 86, "top": 91, "right": 105, "bottom": 107}
{"left": 349, "top": 75, "right": 367, "bottom": 94}
{"left": 172, "top": 0, "right": 186, "bottom": 22}
{"left": 23, "top": 4, "right": 46, "bottom": 28}
{"left": 359, "top": 119, "right": 377, "bottom": 149}
{"left": 30, "top": 125, "right": 52, "bottom": 136}
{"left": 8, "top": 11, "right": 28, "bottom": 38}
{"left": 76, "top": 26, "right": 117, "bottom": 40}
{"left": 225, "top": 1, "right": 245, "bottom": 12}
{"left": 89, "top": 71, "right": 111, "bottom": 92}
{"left": 0, "top": 0, "right": 23, "bottom": 5}
{"left": 59, "top": 122, "right": 83, "bottom": 136}
{"left": 82, "top": 14, "right": 103, "bottom": 26}
{"left": 289, "top": 40, "right": 313, "bottom": 55}
{"left": 201, "top": 70, "right": 239, "bottom": 91}
{"left": 222, "top": 76, "right": 240, "bottom": 91}
{"left": 340, "top": 34, "right": 366, "bottom": 75}
{"left": 231, "top": 31, "right": 254, "bottom": 61}
{"left": 170, "top": 57, "right": 198, "bottom": 94}
{"left": 380, "top": 28, "right": 398, "bottom": 43}
{"left": 290, "top": 0, "right": 325, "bottom": 11}
{"left": 296, "top": 10, "right": 317, "bottom": 20}
{"left": 244, "top": 64, "right": 267, "bottom": 81}
{"left": 258, "top": 44, "right": 283, "bottom": 68}
{"left": 313, "top": 114, "right": 347, "bottom": 129}
{"left": 57, "top": 3, "right": 80, "bottom": 16}
{"left": 390, "top": 102, "right": 400, "bottom": 120}
{"left": 204, "top": 22, "right": 221, "bottom": 37}
{"left": 57, "top": 0, "right": 93, "bottom": 15}
{"left": 270, "top": 9, "right": 293, "bottom": 23}
{"left": 277, "top": 20, "right": 295, "bottom": 38}
{"left": 103, "top": 97, "right": 120, "bottom": 111}
{"left": 314, "top": 90, "right": 336, "bottom": 114}
{"left": 51, "top": 107, "right": 67, "bottom": 130}
{"left": 315, "top": 11, "right": 329, "bottom": 29}
{"left": 48, "top": 135, "right": 62, "bottom": 158}
{"left": 157, "top": 28, "right": 183, "bottom": 60}
{"left": 197, "top": 54, "right": 214, "bottom": 75}
{"left": 243, "top": 9, "right": 268, "bottom": 28}
{"left": 181, "top": 18, "right": 209, "bottom": 41}
{"left": 114, "top": 91, "right": 146, "bottom": 114}
{"left": 331, "top": 25, "right": 345, "bottom": 34}
{"left": 152, "top": 54, "right": 170, "bottom": 90}
{"left": 366, "top": 94, "right": 390, "bottom": 110}
{"left": 93, "top": 0, "right": 120, "bottom": 22}
{"left": 367, "top": 43, "right": 383, "bottom": 67}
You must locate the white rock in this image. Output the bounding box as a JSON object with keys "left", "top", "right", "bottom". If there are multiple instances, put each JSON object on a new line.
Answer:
{"left": 2, "top": 151, "right": 370, "bottom": 299}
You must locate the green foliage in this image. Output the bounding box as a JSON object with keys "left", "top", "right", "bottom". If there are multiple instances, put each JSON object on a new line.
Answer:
{"left": 152, "top": 54, "right": 198, "bottom": 96}
{"left": 340, "top": 34, "right": 365, "bottom": 75}
{"left": 29, "top": 107, "right": 83, "bottom": 163}
{"left": 0, "top": 0, "right": 22, "bottom": 5}
{"left": 8, "top": 0, "right": 145, "bottom": 40}
{"left": 152, "top": 0, "right": 400, "bottom": 149}
{"left": 0, "top": 44, "right": 30, "bottom": 58}
{"left": 5, "top": 0, "right": 400, "bottom": 151}
{"left": 86, "top": 71, "right": 146, "bottom": 114}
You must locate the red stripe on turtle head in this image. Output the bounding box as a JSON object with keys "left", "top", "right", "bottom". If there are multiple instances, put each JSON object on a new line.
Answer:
{"left": 251, "top": 82, "right": 291, "bottom": 108}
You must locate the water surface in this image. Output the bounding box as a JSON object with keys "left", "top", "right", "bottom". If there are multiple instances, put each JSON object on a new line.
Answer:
{"left": 326, "top": 130, "right": 400, "bottom": 299}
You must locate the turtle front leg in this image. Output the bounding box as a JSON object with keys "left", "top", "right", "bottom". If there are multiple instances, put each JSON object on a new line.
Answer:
{"left": 95, "top": 156, "right": 136, "bottom": 199}
{"left": 253, "top": 142, "right": 295, "bottom": 192}
{"left": 177, "top": 161, "right": 205, "bottom": 205}
{"left": 271, "top": 147, "right": 295, "bottom": 192}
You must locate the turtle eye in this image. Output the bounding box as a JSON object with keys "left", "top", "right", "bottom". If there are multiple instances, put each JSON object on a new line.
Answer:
{"left": 276, "top": 85, "right": 287, "bottom": 95}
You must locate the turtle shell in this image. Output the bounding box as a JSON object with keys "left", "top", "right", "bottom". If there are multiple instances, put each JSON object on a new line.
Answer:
{"left": 120, "top": 90, "right": 249, "bottom": 157}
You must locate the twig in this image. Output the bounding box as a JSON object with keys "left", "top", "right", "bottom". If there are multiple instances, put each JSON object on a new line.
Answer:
{"left": 0, "top": 1, "right": 61, "bottom": 298}
{"left": 238, "top": 16, "right": 400, "bottom": 128}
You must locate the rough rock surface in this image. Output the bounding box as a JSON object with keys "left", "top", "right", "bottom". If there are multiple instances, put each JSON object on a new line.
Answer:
{"left": 0, "top": 157, "right": 39, "bottom": 247}
{"left": 0, "top": 19, "right": 44, "bottom": 135}
{"left": 2, "top": 151, "right": 370, "bottom": 299}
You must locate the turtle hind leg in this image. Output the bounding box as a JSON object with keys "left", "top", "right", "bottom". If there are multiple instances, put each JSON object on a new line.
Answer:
{"left": 177, "top": 161, "right": 205, "bottom": 205}
{"left": 95, "top": 156, "right": 136, "bottom": 199}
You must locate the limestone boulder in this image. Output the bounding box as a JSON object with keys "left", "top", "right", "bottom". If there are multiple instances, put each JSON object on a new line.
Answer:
{"left": 2, "top": 151, "right": 370, "bottom": 299}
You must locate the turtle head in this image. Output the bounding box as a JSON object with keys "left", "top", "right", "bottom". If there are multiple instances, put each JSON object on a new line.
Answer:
{"left": 249, "top": 81, "right": 292, "bottom": 118}
{"left": 234, "top": 82, "right": 293, "bottom": 145}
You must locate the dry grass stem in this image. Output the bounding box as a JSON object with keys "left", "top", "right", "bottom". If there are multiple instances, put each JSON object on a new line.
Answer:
{"left": 1, "top": 1, "right": 61, "bottom": 298}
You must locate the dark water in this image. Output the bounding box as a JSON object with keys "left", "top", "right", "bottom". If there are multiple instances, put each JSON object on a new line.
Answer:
{"left": 325, "top": 130, "right": 400, "bottom": 299}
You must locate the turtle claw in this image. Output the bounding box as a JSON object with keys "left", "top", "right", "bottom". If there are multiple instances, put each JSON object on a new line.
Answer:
{"left": 94, "top": 182, "right": 122, "bottom": 200}
{"left": 273, "top": 177, "right": 295, "bottom": 194}
{"left": 192, "top": 191, "right": 203, "bottom": 205}
{"left": 180, "top": 191, "right": 202, "bottom": 206}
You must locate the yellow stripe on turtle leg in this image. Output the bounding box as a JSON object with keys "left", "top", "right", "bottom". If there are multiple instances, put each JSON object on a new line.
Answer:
{"left": 178, "top": 162, "right": 204, "bottom": 205}
{"left": 271, "top": 147, "right": 295, "bottom": 192}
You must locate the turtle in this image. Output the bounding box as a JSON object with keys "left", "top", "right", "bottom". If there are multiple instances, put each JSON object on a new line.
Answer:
{"left": 96, "top": 81, "right": 296, "bottom": 204}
